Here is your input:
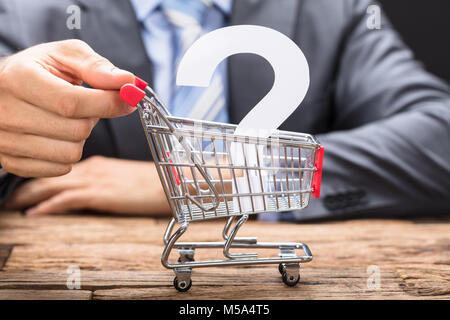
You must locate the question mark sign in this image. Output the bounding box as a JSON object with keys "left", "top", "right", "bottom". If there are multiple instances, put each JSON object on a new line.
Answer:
{"left": 177, "top": 25, "right": 310, "bottom": 138}
{"left": 177, "top": 25, "right": 310, "bottom": 212}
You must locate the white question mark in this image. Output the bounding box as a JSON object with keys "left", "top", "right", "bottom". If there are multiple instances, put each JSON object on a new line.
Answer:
{"left": 177, "top": 25, "right": 310, "bottom": 212}
{"left": 176, "top": 25, "right": 310, "bottom": 138}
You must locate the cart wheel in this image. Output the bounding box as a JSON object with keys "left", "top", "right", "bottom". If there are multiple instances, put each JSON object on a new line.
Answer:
{"left": 278, "top": 263, "right": 285, "bottom": 275}
{"left": 173, "top": 276, "right": 192, "bottom": 292}
{"left": 282, "top": 271, "right": 300, "bottom": 287}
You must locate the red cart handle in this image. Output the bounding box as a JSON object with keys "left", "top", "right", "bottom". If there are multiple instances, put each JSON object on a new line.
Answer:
{"left": 119, "top": 77, "right": 149, "bottom": 106}
{"left": 134, "top": 76, "right": 148, "bottom": 91}
{"left": 120, "top": 84, "right": 146, "bottom": 107}
{"left": 311, "top": 146, "right": 324, "bottom": 199}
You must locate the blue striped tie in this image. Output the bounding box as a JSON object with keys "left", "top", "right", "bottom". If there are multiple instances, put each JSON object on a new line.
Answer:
{"left": 161, "top": 0, "right": 228, "bottom": 122}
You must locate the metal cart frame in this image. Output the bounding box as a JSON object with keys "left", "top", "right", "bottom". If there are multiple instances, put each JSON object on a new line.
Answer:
{"left": 120, "top": 79, "right": 324, "bottom": 291}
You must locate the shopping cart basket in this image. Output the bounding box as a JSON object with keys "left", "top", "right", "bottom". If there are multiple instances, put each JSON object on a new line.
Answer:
{"left": 120, "top": 78, "right": 324, "bottom": 292}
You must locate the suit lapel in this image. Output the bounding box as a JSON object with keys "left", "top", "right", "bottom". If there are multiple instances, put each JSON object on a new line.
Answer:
{"left": 229, "top": 0, "right": 301, "bottom": 124}
{"left": 74, "top": 0, "right": 154, "bottom": 160}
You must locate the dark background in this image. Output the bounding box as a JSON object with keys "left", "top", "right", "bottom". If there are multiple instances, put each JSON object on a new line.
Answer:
{"left": 379, "top": 0, "right": 450, "bottom": 84}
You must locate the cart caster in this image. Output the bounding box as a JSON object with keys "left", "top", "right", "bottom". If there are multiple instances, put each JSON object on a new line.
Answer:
{"left": 173, "top": 266, "right": 192, "bottom": 292}
{"left": 173, "top": 276, "right": 192, "bottom": 292}
{"left": 279, "top": 263, "right": 300, "bottom": 287}
{"left": 278, "top": 263, "right": 284, "bottom": 275}
{"left": 282, "top": 271, "right": 300, "bottom": 287}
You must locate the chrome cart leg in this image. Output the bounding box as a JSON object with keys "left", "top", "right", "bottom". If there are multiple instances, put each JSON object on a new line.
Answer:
{"left": 161, "top": 219, "right": 194, "bottom": 292}
{"left": 178, "top": 247, "right": 195, "bottom": 262}
{"left": 161, "top": 218, "right": 312, "bottom": 291}
{"left": 223, "top": 215, "right": 258, "bottom": 259}
{"left": 222, "top": 216, "right": 257, "bottom": 244}
{"left": 163, "top": 218, "right": 177, "bottom": 245}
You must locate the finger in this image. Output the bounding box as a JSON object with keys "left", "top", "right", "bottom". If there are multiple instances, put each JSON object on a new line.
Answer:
{"left": 14, "top": 64, "right": 135, "bottom": 118}
{"left": 4, "top": 175, "right": 84, "bottom": 210}
{"left": 25, "top": 188, "right": 92, "bottom": 216}
{"left": 0, "top": 130, "right": 85, "bottom": 164}
{"left": 48, "top": 39, "right": 135, "bottom": 90}
{"left": 0, "top": 153, "right": 72, "bottom": 178}
{"left": 2, "top": 57, "right": 135, "bottom": 119}
{"left": 0, "top": 94, "right": 98, "bottom": 142}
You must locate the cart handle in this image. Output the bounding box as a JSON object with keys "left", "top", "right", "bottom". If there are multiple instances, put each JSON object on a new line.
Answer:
{"left": 134, "top": 76, "right": 148, "bottom": 91}
{"left": 120, "top": 84, "right": 220, "bottom": 213}
{"left": 135, "top": 77, "right": 173, "bottom": 116}
{"left": 120, "top": 83, "right": 145, "bottom": 107}
{"left": 312, "top": 146, "right": 324, "bottom": 198}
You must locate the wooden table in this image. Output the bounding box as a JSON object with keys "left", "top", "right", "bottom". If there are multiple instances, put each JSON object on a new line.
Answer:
{"left": 0, "top": 211, "right": 448, "bottom": 300}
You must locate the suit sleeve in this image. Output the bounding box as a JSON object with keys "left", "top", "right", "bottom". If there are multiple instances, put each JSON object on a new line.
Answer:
{"left": 0, "top": 0, "right": 21, "bottom": 57}
{"left": 0, "top": 1, "right": 26, "bottom": 206}
{"left": 0, "top": 169, "right": 26, "bottom": 206}
{"left": 293, "top": 0, "right": 450, "bottom": 221}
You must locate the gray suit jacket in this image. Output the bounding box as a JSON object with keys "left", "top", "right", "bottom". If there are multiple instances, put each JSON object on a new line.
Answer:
{"left": 0, "top": 0, "right": 449, "bottom": 220}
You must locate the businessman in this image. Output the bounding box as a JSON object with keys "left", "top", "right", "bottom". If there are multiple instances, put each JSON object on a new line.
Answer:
{"left": 0, "top": 0, "right": 449, "bottom": 220}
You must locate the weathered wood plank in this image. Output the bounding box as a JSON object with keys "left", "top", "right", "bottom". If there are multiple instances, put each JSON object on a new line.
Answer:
{"left": 0, "top": 268, "right": 396, "bottom": 288}
{"left": 397, "top": 268, "right": 450, "bottom": 296}
{"left": 4, "top": 269, "right": 449, "bottom": 299}
{"left": 92, "top": 286, "right": 434, "bottom": 300}
{"left": 0, "top": 268, "right": 412, "bottom": 300}
{"left": 0, "top": 211, "right": 448, "bottom": 299}
{"left": 0, "top": 244, "right": 13, "bottom": 270}
{"left": 0, "top": 289, "right": 92, "bottom": 300}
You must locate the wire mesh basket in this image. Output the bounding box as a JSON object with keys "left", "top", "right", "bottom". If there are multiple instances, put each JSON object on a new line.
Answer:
{"left": 119, "top": 78, "right": 324, "bottom": 291}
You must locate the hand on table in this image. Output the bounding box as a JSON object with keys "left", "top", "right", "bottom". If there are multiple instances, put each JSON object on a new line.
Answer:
{"left": 3, "top": 156, "right": 171, "bottom": 216}
{"left": 0, "top": 40, "right": 135, "bottom": 177}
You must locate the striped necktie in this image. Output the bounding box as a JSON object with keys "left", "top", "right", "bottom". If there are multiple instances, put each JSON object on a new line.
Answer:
{"left": 161, "top": 0, "right": 228, "bottom": 122}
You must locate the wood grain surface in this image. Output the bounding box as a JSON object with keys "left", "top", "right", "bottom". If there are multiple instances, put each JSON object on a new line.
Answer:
{"left": 0, "top": 211, "right": 448, "bottom": 300}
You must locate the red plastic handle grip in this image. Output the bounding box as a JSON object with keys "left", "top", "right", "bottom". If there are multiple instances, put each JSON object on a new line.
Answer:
{"left": 135, "top": 77, "right": 148, "bottom": 91}
{"left": 311, "top": 146, "right": 324, "bottom": 199}
{"left": 120, "top": 84, "right": 146, "bottom": 107}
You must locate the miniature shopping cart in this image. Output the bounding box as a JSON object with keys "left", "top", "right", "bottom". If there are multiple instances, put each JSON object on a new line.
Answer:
{"left": 120, "top": 78, "right": 324, "bottom": 292}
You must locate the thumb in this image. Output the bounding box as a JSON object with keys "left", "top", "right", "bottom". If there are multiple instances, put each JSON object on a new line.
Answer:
{"left": 83, "top": 61, "right": 135, "bottom": 90}
{"left": 51, "top": 39, "right": 135, "bottom": 90}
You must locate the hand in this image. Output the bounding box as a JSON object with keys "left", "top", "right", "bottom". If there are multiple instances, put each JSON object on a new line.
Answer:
{"left": 0, "top": 40, "right": 136, "bottom": 178}
{"left": 3, "top": 156, "right": 171, "bottom": 216}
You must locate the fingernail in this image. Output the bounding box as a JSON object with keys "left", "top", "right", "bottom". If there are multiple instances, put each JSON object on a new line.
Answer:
{"left": 123, "top": 102, "right": 136, "bottom": 113}
{"left": 112, "top": 67, "right": 133, "bottom": 77}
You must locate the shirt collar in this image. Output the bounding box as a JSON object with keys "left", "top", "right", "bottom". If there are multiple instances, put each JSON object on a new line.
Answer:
{"left": 130, "top": 0, "right": 232, "bottom": 22}
{"left": 130, "top": 0, "right": 161, "bottom": 21}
